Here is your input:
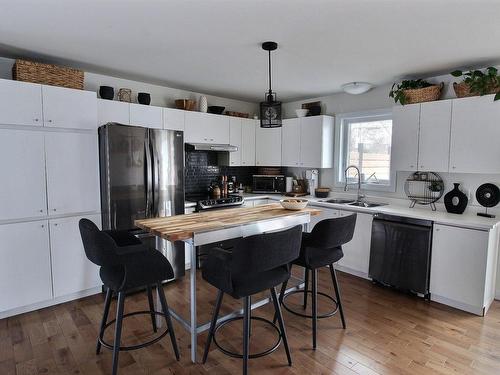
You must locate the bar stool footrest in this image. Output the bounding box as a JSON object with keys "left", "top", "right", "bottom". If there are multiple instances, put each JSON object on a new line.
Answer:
{"left": 99, "top": 310, "right": 169, "bottom": 351}
{"left": 213, "top": 316, "right": 282, "bottom": 359}
{"left": 282, "top": 290, "right": 339, "bottom": 319}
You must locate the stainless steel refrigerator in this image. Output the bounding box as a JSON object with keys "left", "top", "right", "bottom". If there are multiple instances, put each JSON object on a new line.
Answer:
{"left": 99, "top": 123, "right": 185, "bottom": 279}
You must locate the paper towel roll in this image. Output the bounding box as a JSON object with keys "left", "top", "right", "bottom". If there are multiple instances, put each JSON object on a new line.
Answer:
{"left": 286, "top": 177, "right": 293, "bottom": 193}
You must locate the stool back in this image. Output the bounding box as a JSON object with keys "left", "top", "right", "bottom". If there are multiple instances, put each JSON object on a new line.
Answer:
{"left": 79, "top": 218, "right": 119, "bottom": 267}
{"left": 231, "top": 225, "right": 302, "bottom": 274}
{"left": 310, "top": 214, "right": 357, "bottom": 249}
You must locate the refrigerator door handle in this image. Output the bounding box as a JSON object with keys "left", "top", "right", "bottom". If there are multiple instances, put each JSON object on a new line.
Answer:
{"left": 145, "top": 133, "right": 153, "bottom": 217}
{"left": 152, "top": 136, "right": 160, "bottom": 217}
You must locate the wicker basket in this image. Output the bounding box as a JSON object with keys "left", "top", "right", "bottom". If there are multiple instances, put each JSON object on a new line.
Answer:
{"left": 403, "top": 83, "right": 443, "bottom": 104}
{"left": 12, "top": 59, "right": 84, "bottom": 90}
{"left": 453, "top": 81, "right": 500, "bottom": 98}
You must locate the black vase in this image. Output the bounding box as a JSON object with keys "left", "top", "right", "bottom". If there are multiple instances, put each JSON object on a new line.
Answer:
{"left": 99, "top": 86, "right": 114, "bottom": 100}
{"left": 138, "top": 92, "right": 151, "bottom": 105}
{"left": 444, "top": 183, "right": 468, "bottom": 214}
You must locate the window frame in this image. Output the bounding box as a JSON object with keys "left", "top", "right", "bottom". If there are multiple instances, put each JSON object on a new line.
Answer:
{"left": 334, "top": 109, "right": 396, "bottom": 193}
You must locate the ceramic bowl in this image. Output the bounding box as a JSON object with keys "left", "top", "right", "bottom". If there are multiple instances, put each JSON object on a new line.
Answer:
{"left": 280, "top": 198, "right": 309, "bottom": 210}
{"left": 208, "top": 106, "right": 225, "bottom": 114}
{"left": 295, "top": 109, "right": 309, "bottom": 117}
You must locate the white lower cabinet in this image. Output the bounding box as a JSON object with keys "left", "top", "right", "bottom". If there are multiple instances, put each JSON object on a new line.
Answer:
{"left": 430, "top": 224, "right": 490, "bottom": 315}
{"left": 0, "top": 221, "right": 52, "bottom": 313}
{"left": 45, "top": 132, "right": 100, "bottom": 215}
{"left": 337, "top": 211, "right": 373, "bottom": 277}
{"left": 50, "top": 215, "right": 102, "bottom": 298}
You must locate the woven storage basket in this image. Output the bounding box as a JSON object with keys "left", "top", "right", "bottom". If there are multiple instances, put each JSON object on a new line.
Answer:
{"left": 13, "top": 59, "right": 83, "bottom": 90}
{"left": 403, "top": 83, "right": 443, "bottom": 104}
{"left": 453, "top": 81, "right": 500, "bottom": 98}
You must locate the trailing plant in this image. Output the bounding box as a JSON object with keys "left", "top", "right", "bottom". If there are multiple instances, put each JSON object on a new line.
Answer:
{"left": 451, "top": 67, "right": 500, "bottom": 101}
{"left": 389, "top": 79, "right": 433, "bottom": 105}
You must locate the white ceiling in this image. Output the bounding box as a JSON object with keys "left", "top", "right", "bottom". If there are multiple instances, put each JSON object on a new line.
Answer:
{"left": 1, "top": 0, "right": 500, "bottom": 102}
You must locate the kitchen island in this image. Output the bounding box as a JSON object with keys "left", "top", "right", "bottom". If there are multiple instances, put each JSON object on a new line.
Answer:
{"left": 135, "top": 203, "right": 321, "bottom": 363}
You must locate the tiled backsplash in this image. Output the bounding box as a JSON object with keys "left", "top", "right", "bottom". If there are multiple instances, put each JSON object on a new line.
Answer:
{"left": 185, "top": 150, "right": 257, "bottom": 196}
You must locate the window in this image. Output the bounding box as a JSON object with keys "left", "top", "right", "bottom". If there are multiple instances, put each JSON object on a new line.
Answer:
{"left": 336, "top": 111, "right": 394, "bottom": 191}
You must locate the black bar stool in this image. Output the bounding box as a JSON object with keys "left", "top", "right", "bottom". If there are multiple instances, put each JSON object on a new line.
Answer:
{"left": 201, "top": 225, "right": 303, "bottom": 375}
{"left": 276, "top": 214, "right": 356, "bottom": 349}
{"left": 79, "top": 219, "right": 180, "bottom": 375}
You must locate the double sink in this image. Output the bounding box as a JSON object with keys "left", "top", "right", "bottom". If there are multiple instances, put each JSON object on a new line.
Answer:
{"left": 321, "top": 198, "right": 388, "bottom": 208}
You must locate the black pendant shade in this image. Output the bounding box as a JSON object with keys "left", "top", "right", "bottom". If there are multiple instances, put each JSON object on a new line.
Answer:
{"left": 260, "top": 41, "right": 282, "bottom": 128}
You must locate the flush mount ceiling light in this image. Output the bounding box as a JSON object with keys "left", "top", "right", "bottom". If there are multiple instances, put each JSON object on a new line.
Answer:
{"left": 341, "top": 82, "right": 373, "bottom": 95}
{"left": 260, "top": 41, "right": 282, "bottom": 128}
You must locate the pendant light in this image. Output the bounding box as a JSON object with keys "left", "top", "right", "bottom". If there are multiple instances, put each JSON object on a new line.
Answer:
{"left": 260, "top": 41, "right": 281, "bottom": 128}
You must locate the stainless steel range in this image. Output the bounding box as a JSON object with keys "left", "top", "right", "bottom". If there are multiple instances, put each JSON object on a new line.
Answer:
{"left": 197, "top": 195, "right": 245, "bottom": 211}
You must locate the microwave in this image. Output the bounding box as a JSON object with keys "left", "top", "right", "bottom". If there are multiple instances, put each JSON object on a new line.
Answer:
{"left": 252, "top": 175, "right": 285, "bottom": 193}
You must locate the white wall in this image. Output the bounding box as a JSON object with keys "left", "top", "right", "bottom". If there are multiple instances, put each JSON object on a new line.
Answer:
{"left": 0, "top": 57, "right": 259, "bottom": 115}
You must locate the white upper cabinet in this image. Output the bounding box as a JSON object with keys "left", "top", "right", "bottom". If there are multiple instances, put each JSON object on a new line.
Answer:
{"left": 130, "top": 103, "right": 162, "bottom": 129}
{"left": 241, "top": 119, "right": 256, "bottom": 166}
{"left": 255, "top": 124, "right": 282, "bottom": 166}
{"left": 0, "top": 221, "right": 52, "bottom": 312}
{"left": 300, "top": 116, "right": 334, "bottom": 168}
{"left": 42, "top": 85, "right": 97, "bottom": 129}
{"left": 50, "top": 214, "right": 102, "bottom": 298}
{"left": 228, "top": 118, "right": 242, "bottom": 166}
{"left": 45, "top": 132, "right": 100, "bottom": 215}
{"left": 184, "top": 112, "right": 230, "bottom": 144}
{"left": 282, "top": 118, "right": 301, "bottom": 166}
{"left": 0, "top": 79, "right": 43, "bottom": 127}
{"left": 449, "top": 95, "right": 500, "bottom": 173}
{"left": 418, "top": 100, "right": 452, "bottom": 172}
{"left": 0, "top": 129, "right": 47, "bottom": 221}
{"left": 97, "top": 99, "right": 130, "bottom": 126}
{"left": 163, "top": 108, "right": 185, "bottom": 131}
{"left": 391, "top": 104, "right": 420, "bottom": 171}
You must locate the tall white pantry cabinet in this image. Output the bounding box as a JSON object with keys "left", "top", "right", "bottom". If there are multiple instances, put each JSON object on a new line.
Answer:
{"left": 0, "top": 78, "right": 102, "bottom": 318}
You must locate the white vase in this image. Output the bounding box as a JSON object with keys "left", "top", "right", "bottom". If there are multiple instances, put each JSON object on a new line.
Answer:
{"left": 199, "top": 95, "right": 208, "bottom": 113}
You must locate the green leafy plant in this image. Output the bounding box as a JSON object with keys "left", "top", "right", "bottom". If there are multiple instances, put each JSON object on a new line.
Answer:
{"left": 451, "top": 67, "right": 500, "bottom": 101}
{"left": 389, "top": 79, "right": 433, "bottom": 105}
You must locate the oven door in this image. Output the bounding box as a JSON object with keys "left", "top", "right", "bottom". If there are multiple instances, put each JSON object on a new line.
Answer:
{"left": 253, "top": 176, "right": 275, "bottom": 192}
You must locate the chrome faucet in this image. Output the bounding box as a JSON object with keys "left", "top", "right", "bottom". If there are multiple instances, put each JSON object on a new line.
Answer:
{"left": 344, "top": 165, "right": 365, "bottom": 202}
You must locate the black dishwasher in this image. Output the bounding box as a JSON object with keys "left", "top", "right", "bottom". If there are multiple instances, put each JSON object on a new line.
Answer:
{"left": 369, "top": 213, "right": 432, "bottom": 297}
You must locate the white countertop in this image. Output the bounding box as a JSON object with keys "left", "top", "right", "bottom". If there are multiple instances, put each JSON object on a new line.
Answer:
{"left": 185, "top": 193, "right": 500, "bottom": 230}
{"left": 244, "top": 193, "right": 500, "bottom": 231}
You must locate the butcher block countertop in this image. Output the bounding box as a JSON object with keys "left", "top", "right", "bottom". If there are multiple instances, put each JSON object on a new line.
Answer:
{"left": 135, "top": 203, "right": 321, "bottom": 242}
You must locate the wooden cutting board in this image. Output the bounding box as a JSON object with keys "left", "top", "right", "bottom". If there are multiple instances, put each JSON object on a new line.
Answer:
{"left": 135, "top": 203, "right": 321, "bottom": 242}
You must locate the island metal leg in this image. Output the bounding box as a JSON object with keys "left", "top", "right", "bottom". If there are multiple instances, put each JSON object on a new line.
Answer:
{"left": 188, "top": 239, "right": 198, "bottom": 363}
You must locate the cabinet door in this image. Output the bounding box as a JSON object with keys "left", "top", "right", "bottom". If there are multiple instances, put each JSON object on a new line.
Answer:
{"left": 97, "top": 99, "right": 130, "bottom": 126}
{"left": 42, "top": 85, "right": 97, "bottom": 129}
{"left": 241, "top": 119, "right": 256, "bottom": 166}
{"left": 163, "top": 108, "right": 185, "bottom": 131}
{"left": 418, "top": 100, "right": 451, "bottom": 172}
{"left": 449, "top": 95, "right": 500, "bottom": 173}
{"left": 184, "top": 112, "right": 229, "bottom": 144}
{"left": 229, "top": 118, "right": 242, "bottom": 166}
{"left": 0, "top": 79, "right": 43, "bottom": 126}
{"left": 255, "top": 126, "right": 282, "bottom": 166}
{"left": 0, "top": 129, "right": 47, "bottom": 220}
{"left": 0, "top": 221, "right": 52, "bottom": 312}
{"left": 430, "top": 224, "right": 488, "bottom": 313}
{"left": 338, "top": 212, "right": 373, "bottom": 276}
{"left": 50, "top": 214, "right": 102, "bottom": 298}
{"left": 45, "top": 132, "right": 100, "bottom": 215}
{"left": 391, "top": 104, "right": 420, "bottom": 171}
{"left": 300, "top": 116, "right": 325, "bottom": 168}
{"left": 130, "top": 103, "right": 162, "bottom": 129}
{"left": 281, "top": 118, "right": 301, "bottom": 167}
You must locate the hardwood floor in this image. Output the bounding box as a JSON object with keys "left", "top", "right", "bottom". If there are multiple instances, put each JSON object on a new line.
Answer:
{"left": 1, "top": 269, "right": 500, "bottom": 375}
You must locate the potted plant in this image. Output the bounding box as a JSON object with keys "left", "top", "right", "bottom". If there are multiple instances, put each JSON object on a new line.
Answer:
{"left": 389, "top": 79, "right": 443, "bottom": 105}
{"left": 451, "top": 67, "right": 500, "bottom": 100}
